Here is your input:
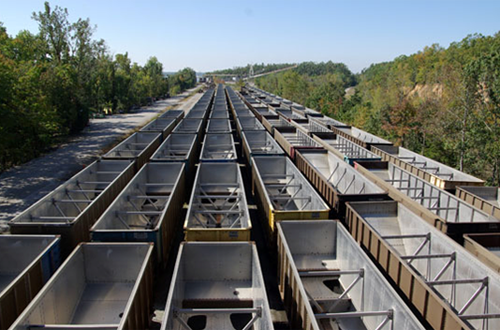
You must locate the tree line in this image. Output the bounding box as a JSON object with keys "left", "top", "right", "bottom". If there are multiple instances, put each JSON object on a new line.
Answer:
{"left": 255, "top": 34, "right": 500, "bottom": 185}
{"left": 0, "top": 2, "right": 196, "bottom": 172}
{"left": 209, "top": 63, "right": 294, "bottom": 76}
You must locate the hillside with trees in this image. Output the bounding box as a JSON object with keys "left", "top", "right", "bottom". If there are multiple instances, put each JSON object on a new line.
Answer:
{"left": 0, "top": 2, "right": 196, "bottom": 172}
{"left": 208, "top": 63, "right": 294, "bottom": 76}
{"left": 255, "top": 33, "right": 500, "bottom": 185}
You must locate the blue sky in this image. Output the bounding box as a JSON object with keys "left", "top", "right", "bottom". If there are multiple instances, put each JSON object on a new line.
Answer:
{"left": 1, "top": 1, "right": 499, "bottom": 73}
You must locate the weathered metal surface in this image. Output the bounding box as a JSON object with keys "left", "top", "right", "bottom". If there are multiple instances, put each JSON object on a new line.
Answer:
{"left": 241, "top": 130, "right": 284, "bottom": 167}
{"left": 90, "top": 163, "right": 185, "bottom": 267}
{"left": 295, "top": 149, "right": 389, "bottom": 218}
{"left": 252, "top": 156, "right": 330, "bottom": 237}
{"left": 10, "top": 243, "right": 154, "bottom": 330}
{"left": 463, "top": 233, "right": 500, "bottom": 273}
{"left": 354, "top": 161, "right": 500, "bottom": 242}
{"left": 103, "top": 132, "right": 161, "bottom": 170}
{"left": 0, "top": 235, "right": 60, "bottom": 330}
{"left": 330, "top": 126, "right": 393, "bottom": 150}
{"left": 277, "top": 220, "right": 425, "bottom": 330}
{"left": 312, "top": 133, "right": 381, "bottom": 165}
{"left": 346, "top": 200, "right": 500, "bottom": 330}
{"left": 456, "top": 186, "right": 500, "bottom": 220}
{"left": 9, "top": 159, "right": 135, "bottom": 257}
{"left": 184, "top": 163, "right": 251, "bottom": 241}
{"left": 140, "top": 118, "right": 176, "bottom": 140}
{"left": 200, "top": 134, "right": 237, "bottom": 162}
{"left": 273, "top": 128, "right": 323, "bottom": 160}
{"left": 372, "top": 145, "right": 484, "bottom": 190}
{"left": 162, "top": 242, "right": 274, "bottom": 330}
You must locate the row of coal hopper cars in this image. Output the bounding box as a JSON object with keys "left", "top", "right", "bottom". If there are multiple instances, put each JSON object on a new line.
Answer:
{"left": 1, "top": 83, "right": 499, "bottom": 330}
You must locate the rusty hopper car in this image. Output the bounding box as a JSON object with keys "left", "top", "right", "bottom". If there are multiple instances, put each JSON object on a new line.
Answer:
{"left": 241, "top": 130, "right": 284, "bottom": 167}
{"left": 10, "top": 243, "right": 154, "bottom": 330}
{"left": 277, "top": 220, "right": 425, "bottom": 330}
{"left": 0, "top": 235, "right": 60, "bottom": 330}
{"left": 103, "top": 132, "right": 161, "bottom": 170}
{"left": 235, "top": 116, "right": 265, "bottom": 138}
{"left": 312, "top": 133, "right": 381, "bottom": 165}
{"left": 330, "top": 126, "right": 393, "bottom": 151}
{"left": 456, "top": 186, "right": 500, "bottom": 220}
{"left": 252, "top": 156, "right": 330, "bottom": 236}
{"left": 463, "top": 233, "right": 500, "bottom": 273}
{"left": 9, "top": 159, "right": 135, "bottom": 256}
{"left": 276, "top": 109, "right": 308, "bottom": 123}
{"left": 90, "top": 163, "right": 185, "bottom": 267}
{"left": 200, "top": 133, "right": 237, "bottom": 162}
{"left": 184, "top": 163, "right": 251, "bottom": 241}
{"left": 140, "top": 118, "right": 176, "bottom": 140}
{"left": 172, "top": 118, "right": 204, "bottom": 142}
{"left": 273, "top": 128, "right": 323, "bottom": 160}
{"left": 291, "top": 119, "right": 335, "bottom": 137}
{"left": 209, "top": 110, "right": 230, "bottom": 119}
{"left": 310, "top": 116, "right": 351, "bottom": 129}
{"left": 158, "top": 109, "right": 185, "bottom": 124}
{"left": 354, "top": 161, "right": 499, "bottom": 242}
{"left": 295, "top": 149, "right": 389, "bottom": 218}
{"left": 372, "top": 145, "right": 484, "bottom": 190}
{"left": 206, "top": 119, "right": 232, "bottom": 134}
{"left": 150, "top": 133, "right": 198, "bottom": 183}
{"left": 161, "top": 242, "right": 274, "bottom": 330}
{"left": 262, "top": 117, "right": 293, "bottom": 136}
{"left": 346, "top": 200, "right": 500, "bottom": 330}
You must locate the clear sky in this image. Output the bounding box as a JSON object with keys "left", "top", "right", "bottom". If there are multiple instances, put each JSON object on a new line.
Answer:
{"left": 1, "top": 0, "right": 499, "bottom": 73}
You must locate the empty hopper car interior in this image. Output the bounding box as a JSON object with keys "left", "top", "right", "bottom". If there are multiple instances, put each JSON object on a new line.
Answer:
{"left": 10, "top": 243, "right": 154, "bottom": 330}
{"left": 161, "top": 242, "right": 274, "bottom": 330}
{"left": 277, "top": 220, "right": 425, "bottom": 330}
{"left": 184, "top": 162, "right": 251, "bottom": 241}
{"left": 345, "top": 201, "right": 500, "bottom": 329}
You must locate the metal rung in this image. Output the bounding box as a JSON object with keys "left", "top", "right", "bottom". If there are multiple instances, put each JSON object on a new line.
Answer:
{"left": 129, "top": 195, "right": 170, "bottom": 199}
{"left": 401, "top": 253, "right": 454, "bottom": 260}
{"left": 382, "top": 234, "right": 429, "bottom": 239}
{"left": 193, "top": 210, "right": 243, "bottom": 215}
{"left": 67, "top": 189, "right": 102, "bottom": 193}
{"left": 174, "top": 307, "right": 260, "bottom": 314}
{"left": 195, "top": 194, "right": 241, "bottom": 199}
{"left": 271, "top": 196, "right": 310, "bottom": 201}
{"left": 80, "top": 181, "right": 111, "bottom": 185}
{"left": 413, "top": 196, "right": 439, "bottom": 200}
{"left": 128, "top": 142, "right": 150, "bottom": 145}
{"left": 141, "top": 183, "right": 175, "bottom": 187}
{"left": 95, "top": 171, "right": 121, "bottom": 174}
{"left": 426, "top": 278, "right": 486, "bottom": 286}
{"left": 261, "top": 174, "right": 295, "bottom": 178}
{"left": 315, "top": 310, "right": 393, "bottom": 320}
{"left": 398, "top": 187, "right": 424, "bottom": 191}
{"left": 299, "top": 270, "right": 359, "bottom": 277}
{"left": 266, "top": 184, "right": 301, "bottom": 188}
{"left": 386, "top": 179, "right": 410, "bottom": 183}
{"left": 31, "top": 216, "right": 75, "bottom": 221}
{"left": 200, "top": 183, "right": 240, "bottom": 187}
{"left": 428, "top": 207, "right": 458, "bottom": 211}
{"left": 460, "top": 313, "right": 500, "bottom": 320}
{"left": 119, "top": 211, "right": 163, "bottom": 215}
{"left": 54, "top": 199, "right": 92, "bottom": 203}
{"left": 421, "top": 166, "right": 439, "bottom": 170}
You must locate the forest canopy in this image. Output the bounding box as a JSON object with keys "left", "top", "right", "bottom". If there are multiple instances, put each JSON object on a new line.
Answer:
{"left": 0, "top": 2, "right": 196, "bottom": 172}
{"left": 255, "top": 33, "right": 500, "bottom": 185}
